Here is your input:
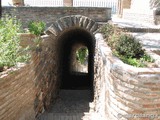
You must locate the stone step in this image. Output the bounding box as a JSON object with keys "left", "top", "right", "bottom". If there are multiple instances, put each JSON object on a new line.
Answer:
{"left": 37, "top": 112, "right": 95, "bottom": 120}
{"left": 98, "top": 19, "right": 160, "bottom": 33}
{"left": 116, "top": 27, "right": 160, "bottom": 33}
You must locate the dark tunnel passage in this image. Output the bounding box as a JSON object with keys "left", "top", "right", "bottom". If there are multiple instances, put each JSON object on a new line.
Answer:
{"left": 38, "top": 25, "right": 97, "bottom": 120}
{"left": 58, "top": 28, "right": 95, "bottom": 91}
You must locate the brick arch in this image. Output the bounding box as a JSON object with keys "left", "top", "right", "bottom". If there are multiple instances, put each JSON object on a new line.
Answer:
{"left": 46, "top": 15, "right": 99, "bottom": 36}
{"left": 47, "top": 15, "right": 98, "bottom": 91}
{"left": 35, "top": 15, "right": 99, "bottom": 117}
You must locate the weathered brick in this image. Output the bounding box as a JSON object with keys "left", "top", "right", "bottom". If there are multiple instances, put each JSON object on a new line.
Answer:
{"left": 2, "top": 7, "right": 111, "bottom": 28}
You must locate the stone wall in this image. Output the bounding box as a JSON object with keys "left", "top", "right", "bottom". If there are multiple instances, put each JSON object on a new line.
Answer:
{"left": 106, "top": 57, "right": 160, "bottom": 120}
{"left": 97, "top": 33, "right": 160, "bottom": 120}
{"left": 32, "top": 34, "right": 60, "bottom": 117}
{"left": 0, "top": 64, "right": 35, "bottom": 120}
{"left": 93, "top": 33, "right": 106, "bottom": 118}
{"left": 2, "top": 7, "right": 111, "bottom": 28}
{"left": 0, "top": 34, "right": 61, "bottom": 119}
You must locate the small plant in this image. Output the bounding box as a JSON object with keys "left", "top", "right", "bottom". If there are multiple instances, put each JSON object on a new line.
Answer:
{"left": 28, "top": 21, "right": 46, "bottom": 36}
{"left": 30, "top": 37, "right": 42, "bottom": 51}
{"left": 0, "top": 15, "right": 30, "bottom": 71}
{"left": 113, "top": 51, "right": 154, "bottom": 67}
{"left": 100, "top": 23, "right": 115, "bottom": 38}
{"left": 100, "top": 23, "right": 123, "bottom": 49}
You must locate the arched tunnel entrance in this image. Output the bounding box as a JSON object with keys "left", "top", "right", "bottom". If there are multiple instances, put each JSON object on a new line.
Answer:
{"left": 38, "top": 16, "right": 99, "bottom": 119}
{"left": 43, "top": 28, "right": 96, "bottom": 119}
{"left": 59, "top": 28, "right": 95, "bottom": 91}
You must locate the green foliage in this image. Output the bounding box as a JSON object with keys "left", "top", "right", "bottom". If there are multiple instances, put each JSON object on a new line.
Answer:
{"left": 100, "top": 23, "right": 123, "bottom": 49}
{"left": 113, "top": 51, "right": 154, "bottom": 67}
{"left": 0, "top": 15, "right": 30, "bottom": 68}
{"left": 141, "top": 54, "right": 154, "bottom": 62}
{"left": 100, "top": 23, "right": 155, "bottom": 67}
{"left": 115, "top": 34, "right": 144, "bottom": 58}
{"left": 100, "top": 23, "right": 115, "bottom": 38}
{"left": 76, "top": 48, "right": 88, "bottom": 64}
{"left": 28, "top": 21, "right": 46, "bottom": 36}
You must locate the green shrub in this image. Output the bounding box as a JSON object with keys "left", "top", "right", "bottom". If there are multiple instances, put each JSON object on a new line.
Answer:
{"left": 28, "top": 21, "right": 46, "bottom": 36}
{"left": 115, "top": 34, "right": 144, "bottom": 58}
{"left": 108, "top": 33, "right": 119, "bottom": 49}
{"left": 100, "top": 24, "right": 155, "bottom": 67}
{"left": 100, "top": 23, "right": 115, "bottom": 38}
{"left": 0, "top": 15, "right": 30, "bottom": 68}
{"left": 113, "top": 51, "right": 153, "bottom": 67}
{"left": 100, "top": 23, "right": 123, "bottom": 49}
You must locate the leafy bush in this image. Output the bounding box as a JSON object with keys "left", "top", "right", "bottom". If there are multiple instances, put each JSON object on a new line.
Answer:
{"left": 113, "top": 51, "right": 154, "bottom": 67}
{"left": 28, "top": 21, "right": 46, "bottom": 36}
{"left": 100, "top": 23, "right": 115, "bottom": 38}
{"left": 100, "top": 23, "right": 123, "bottom": 49}
{"left": 115, "top": 34, "right": 144, "bottom": 58}
{"left": 0, "top": 15, "right": 30, "bottom": 69}
{"left": 100, "top": 23, "right": 155, "bottom": 67}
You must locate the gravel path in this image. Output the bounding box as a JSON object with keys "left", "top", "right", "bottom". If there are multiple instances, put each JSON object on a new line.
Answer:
{"left": 49, "top": 90, "right": 92, "bottom": 113}
{"left": 37, "top": 90, "right": 95, "bottom": 120}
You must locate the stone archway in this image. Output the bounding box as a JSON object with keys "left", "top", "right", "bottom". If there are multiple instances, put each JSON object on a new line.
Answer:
{"left": 46, "top": 15, "right": 98, "bottom": 36}
{"left": 47, "top": 15, "right": 98, "bottom": 100}
{"left": 35, "top": 15, "right": 99, "bottom": 117}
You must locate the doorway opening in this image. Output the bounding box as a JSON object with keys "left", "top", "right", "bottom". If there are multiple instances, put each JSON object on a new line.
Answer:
{"left": 59, "top": 28, "right": 95, "bottom": 91}
{"left": 38, "top": 28, "right": 95, "bottom": 120}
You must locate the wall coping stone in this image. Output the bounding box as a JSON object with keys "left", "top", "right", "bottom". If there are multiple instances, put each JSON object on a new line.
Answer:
{"left": 2, "top": 6, "right": 112, "bottom": 9}
{"left": 96, "top": 33, "right": 160, "bottom": 120}
{"left": 0, "top": 63, "right": 27, "bottom": 79}
{"left": 96, "top": 33, "right": 160, "bottom": 76}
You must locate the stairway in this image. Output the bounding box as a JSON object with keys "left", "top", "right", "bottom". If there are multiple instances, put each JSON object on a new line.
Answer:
{"left": 37, "top": 90, "right": 98, "bottom": 120}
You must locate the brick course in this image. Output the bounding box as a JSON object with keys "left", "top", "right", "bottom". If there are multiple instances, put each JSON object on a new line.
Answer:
{"left": 0, "top": 64, "right": 35, "bottom": 120}
{"left": 2, "top": 7, "right": 111, "bottom": 28}
{"left": 96, "top": 33, "right": 160, "bottom": 120}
